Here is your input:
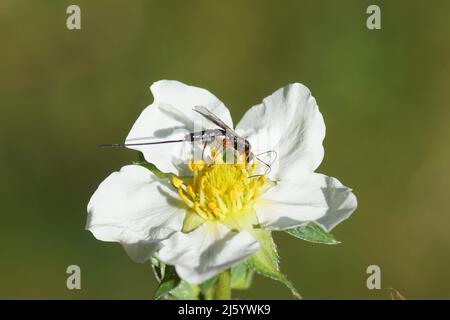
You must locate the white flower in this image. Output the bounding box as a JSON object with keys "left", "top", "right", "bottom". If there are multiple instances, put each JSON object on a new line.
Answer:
{"left": 87, "top": 80, "right": 357, "bottom": 284}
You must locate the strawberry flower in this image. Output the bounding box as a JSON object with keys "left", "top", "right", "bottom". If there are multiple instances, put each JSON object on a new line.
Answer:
{"left": 87, "top": 80, "right": 357, "bottom": 297}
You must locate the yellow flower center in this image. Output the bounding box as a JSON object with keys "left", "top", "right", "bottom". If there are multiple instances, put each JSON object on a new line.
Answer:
{"left": 172, "top": 151, "right": 269, "bottom": 229}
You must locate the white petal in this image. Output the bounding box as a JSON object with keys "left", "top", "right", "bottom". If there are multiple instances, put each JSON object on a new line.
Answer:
{"left": 126, "top": 80, "right": 233, "bottom": 174}
{"left": 157, "top": 222, "right": 259, "bottom": 284}
{"left": 236, "top": 83, "right": 325, "bottom": 181}
{"left": 87, "top": 165, "right": 185, "bottom": 262}
{"left": 256, "top": 173, "right": 357, "bottom": 231}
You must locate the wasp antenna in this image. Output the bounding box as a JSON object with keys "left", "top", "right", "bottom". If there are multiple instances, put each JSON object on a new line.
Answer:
{"left": 97, "top": 143, "right": 126, "bottom": 148}
{"left": 97, "top": 139, "right": 185, "bottom": 148}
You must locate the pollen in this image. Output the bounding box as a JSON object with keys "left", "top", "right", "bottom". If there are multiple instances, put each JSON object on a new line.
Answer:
{"left": 173, "top": 151, "right": 268, "bottom": 224}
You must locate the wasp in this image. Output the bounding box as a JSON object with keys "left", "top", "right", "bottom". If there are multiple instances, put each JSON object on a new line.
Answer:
{"left": 99, "top": 106, "right": 275, "bottom": 174}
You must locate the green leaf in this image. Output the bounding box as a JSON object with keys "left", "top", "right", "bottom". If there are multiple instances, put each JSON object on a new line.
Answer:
{"left": 135, "top": 160, "right": 174, "bottom": 180}
{"left": 170, "top": 281, "right": 200, "bottom": 300}
{"left": 230, "top": 263, "right": 254, "bottom": 290}
{"left": 286, "top": 224, "right": 340, "bottom": 245}
{"left": 182, "top": 210, "right": 206, "bottom": 233}
{"left": 247, "top": 229, "right": 301, "bottom": 299}
{"left": 153, "top": 265, "right": 181, "bottom": 300}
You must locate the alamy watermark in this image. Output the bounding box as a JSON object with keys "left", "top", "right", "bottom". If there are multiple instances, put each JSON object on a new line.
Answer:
{"left": 366, "top": 5, "right": 381, "bottom": 30}
{"left": 66, "top": 265, "right": 81, "bottom": 290}
{"left": 366, "top": 264, "right": 381, "bottom": 290}
{"left": 66, "top": 5, "right": 81, "bottom": 30}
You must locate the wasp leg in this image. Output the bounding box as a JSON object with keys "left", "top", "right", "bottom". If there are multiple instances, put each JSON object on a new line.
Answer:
{"left": 201, "top": 139, "right": 208, "bottom": 161}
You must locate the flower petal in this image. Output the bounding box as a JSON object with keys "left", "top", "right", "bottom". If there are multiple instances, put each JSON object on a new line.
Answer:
{"left": 126, "top": 80, "right": 233, "bottom": 174}
{"left": 86, "top": 165, "right": 185, "bottom": 262}
{"left": 235, "top": 83, "right": 325, "bottom": 181}
{"left": 157, "top": 222, "right": 259, "bottom": 284}
{"left": 255, "top": 173, "right": 357, "bottom": 231}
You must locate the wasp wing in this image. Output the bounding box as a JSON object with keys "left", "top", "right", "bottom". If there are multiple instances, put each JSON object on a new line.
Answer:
{"left": 193, "top": 105, "right": 241, "bottom": 137}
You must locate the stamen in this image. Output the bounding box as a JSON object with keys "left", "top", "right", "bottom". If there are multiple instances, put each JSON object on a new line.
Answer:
{"left": 172, "top": 176, "right": 184, "bottom": 188}
{"left": 186, "top": 184, "right": 196, "bottom": 199}
{"left": 178, "top": 187, "right": 194, "bottom": 207}
{"left": 174, "top": 149, "right": 271, "bottom": 227}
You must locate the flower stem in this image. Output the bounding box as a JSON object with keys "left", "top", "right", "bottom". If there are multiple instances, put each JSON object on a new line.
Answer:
{"left": 215, "top": 270, "right": 231, "bottom": 300}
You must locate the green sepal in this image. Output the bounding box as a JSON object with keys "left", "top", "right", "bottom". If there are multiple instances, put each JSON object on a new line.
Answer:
{"left": 286, "top": 223, "right": 340, "bottom": 245}
{"left": 230, "top": 262, "right": 254, "bottom": 290}
{"left": 135, "top": 160, "right": 174, "bottom": 181}
{"left": 199, "top": 275, "right": 218, "bottom": 291}
{"left": 152, "top": 264, "right": 181, "bottom": 300}
{"left": 151, "top": 257, "right": 166, "bottom": 283}
{"left": 197, "top": 276, "right": 218, "bottom": 300}
{"left": 247, "top": 229, "right": 301, "bottom": 299}
{"left": 170, "top": 281, "right": 200, "bottom": 300}
{"left": 182, "top": 210, "right": 206, "bottom": 233}
{"left": 152, "top": 258, "right": 200, "bottom": 300}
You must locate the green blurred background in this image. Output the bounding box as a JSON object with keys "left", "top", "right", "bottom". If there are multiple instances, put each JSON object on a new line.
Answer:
{"left": 1, "top": 0, "right": 449, "bottom": 299}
